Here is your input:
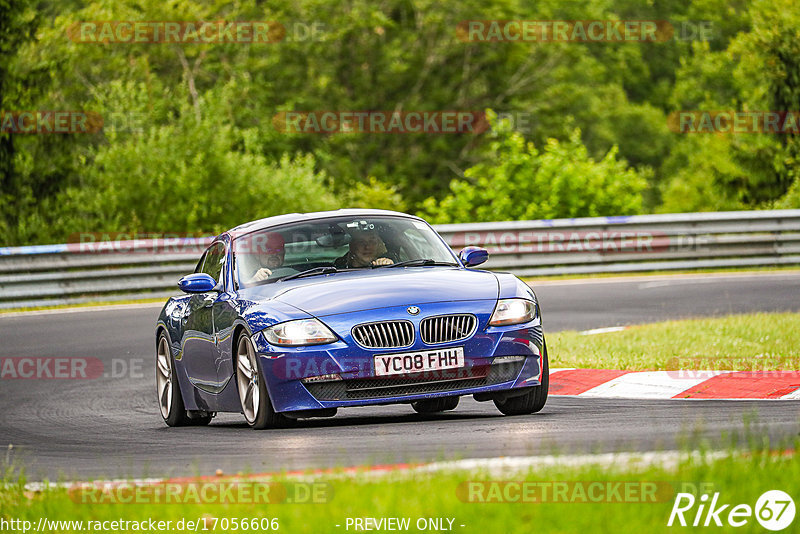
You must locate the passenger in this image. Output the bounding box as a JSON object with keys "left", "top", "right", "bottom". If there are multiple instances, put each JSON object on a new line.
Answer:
{"left": 334, "top": 229, "right": 395, "bottom": 268}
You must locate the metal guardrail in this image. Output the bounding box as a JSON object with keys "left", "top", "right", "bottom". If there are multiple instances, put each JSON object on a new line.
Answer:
{"left": 1, "top": 210, "right": 799, "bottom": 309}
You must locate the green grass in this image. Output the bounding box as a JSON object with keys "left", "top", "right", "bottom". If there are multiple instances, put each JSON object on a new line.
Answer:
{"left": 550, "top": 312, "right": 800, "bottom": 371}
{"left": 0, "top": 297, "right": 166, "bottom": 314}
{"left": 3, "top": 439, "right": 799, "bottom": 534}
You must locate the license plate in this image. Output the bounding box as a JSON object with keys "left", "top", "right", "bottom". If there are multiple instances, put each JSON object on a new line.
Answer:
{"left": 373, "top": 347, "right": 465, "bottom": 377}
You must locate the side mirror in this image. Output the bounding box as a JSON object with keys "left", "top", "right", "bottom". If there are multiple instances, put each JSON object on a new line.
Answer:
{"left": 178, "top": 273, "right": 217, "bottom": 293}
{"left": 458, "top": 246, "right": 489, "bottom": 267}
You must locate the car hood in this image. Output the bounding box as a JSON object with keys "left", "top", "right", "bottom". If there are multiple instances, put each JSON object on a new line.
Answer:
{"left": 241, "top": 268, "right": 499, "bottom": 317}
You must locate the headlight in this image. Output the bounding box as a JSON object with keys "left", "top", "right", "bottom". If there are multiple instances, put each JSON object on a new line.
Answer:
{"left": 263, "top": 319, "right": 337, "bottom": 346}
{"left": 489, "top": 298, "right": 536, "bottom": 326}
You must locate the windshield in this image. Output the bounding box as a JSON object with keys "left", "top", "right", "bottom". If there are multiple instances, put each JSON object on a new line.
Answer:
{"left": 233, "top": 216, "right": 457, "bottom": 287}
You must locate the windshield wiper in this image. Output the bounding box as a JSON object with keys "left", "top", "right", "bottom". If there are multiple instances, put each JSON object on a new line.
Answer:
{"left": 377, "top": 258, "right": 459, "bottom": 268}
{"left": 277, "top": 266, "right": 339, "bottom": 281}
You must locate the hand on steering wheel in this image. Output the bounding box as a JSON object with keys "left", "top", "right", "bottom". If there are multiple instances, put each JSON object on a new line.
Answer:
{"left": 251, "top": 267, "right": 273, "bottom": 281}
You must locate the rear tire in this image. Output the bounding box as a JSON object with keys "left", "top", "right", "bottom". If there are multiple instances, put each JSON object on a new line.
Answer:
{"left": 156, "top": 333, "right": 198, "bottom": 427}
{"left": 236, "top": 332, "right": 292, "bottom": 430}
{"left": 494, "top": 340, "right": 549, "bottom": 416}
{"left": 412, "top": 396, "right": 459, "bottom": 414}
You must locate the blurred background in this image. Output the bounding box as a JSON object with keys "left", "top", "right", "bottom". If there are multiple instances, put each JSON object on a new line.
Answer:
{"left": 1, "top": 0, "right": 798, "bottom": 246}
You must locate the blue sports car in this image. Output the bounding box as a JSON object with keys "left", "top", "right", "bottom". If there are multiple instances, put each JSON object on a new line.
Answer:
{"left": 155, "top": 209, "right": 548, "bottom": 429}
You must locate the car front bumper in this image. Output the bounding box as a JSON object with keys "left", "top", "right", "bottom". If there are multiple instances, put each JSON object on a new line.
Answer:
{"left": 252, "top": 300, "right": 545, "bottom": 413}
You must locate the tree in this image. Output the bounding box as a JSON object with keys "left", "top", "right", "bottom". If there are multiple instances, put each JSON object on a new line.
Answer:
{"left": 54, "top": 89, "right": 341, "bottom": 238}
{"left": 420, "top": 111, "right": 649, "bottom": 223}
{"left": 0, "top": 0, "right": 38, "bottom": 236}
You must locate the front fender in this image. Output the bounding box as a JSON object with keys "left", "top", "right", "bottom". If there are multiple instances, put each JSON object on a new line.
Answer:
{"left": 495, "top": 272, "right": 536, "bottom": 301}
{"left": 214, "top": 297, "right": 315, "bottom": 412}
{"left": 237, "top": 298, "right": 314, "bottom": 334}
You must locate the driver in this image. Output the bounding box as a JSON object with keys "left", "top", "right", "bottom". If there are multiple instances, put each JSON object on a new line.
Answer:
{"left": 334, "top": 229, "right": 395, "bottom": 268}
{"left": 248, "top": 232, "right": 289, "bottom": 282}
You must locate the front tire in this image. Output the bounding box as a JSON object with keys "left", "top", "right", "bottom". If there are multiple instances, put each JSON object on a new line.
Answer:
{"left": 236, "top": 333, "right": 291, "bottom": 429}
{"left": 412, "top": 396, "right": 459, "bottom": 414}
{"left": 494, "top": 340, "right": 549, "bottom": 416}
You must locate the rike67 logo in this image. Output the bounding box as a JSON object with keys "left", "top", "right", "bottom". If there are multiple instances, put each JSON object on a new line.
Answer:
{"left": 668, "top": 490, "right": 795, "bottom": 530}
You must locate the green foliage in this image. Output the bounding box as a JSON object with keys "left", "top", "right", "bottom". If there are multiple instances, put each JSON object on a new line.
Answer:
{"left": 661, "top": 0, "right": 800, "bottom": 211}
{"left": 777, "top": 178, "right": 800, "bottom": 209}
{"left": 2, "top": 0, "right": 800, "bottom": 243}
{"left": 730, "top": 0, "right": 800, "bottom": 204}
{"left": 420, "top": 112, "right": 648, "bottom": 223}
{"left": 341, "top": 177, "right": 407, "bottom": 212}
{"left": 66, "top": 93, "right": 341, "bottom": 236}
{"left": 0, "top": 0, "right": 39, "bottom": 240}
{"left": 658, "top": 136, "right": 749, "bottom": 213}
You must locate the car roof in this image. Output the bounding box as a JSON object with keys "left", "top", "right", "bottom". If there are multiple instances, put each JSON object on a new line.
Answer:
{"left": 226, "top": 209, "right": 425, "bottom": 237}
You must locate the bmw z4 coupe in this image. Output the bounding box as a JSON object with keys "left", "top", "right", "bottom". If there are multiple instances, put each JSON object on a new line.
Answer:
{"left": 155, "top": 209, "right": 548, "bottom": 429}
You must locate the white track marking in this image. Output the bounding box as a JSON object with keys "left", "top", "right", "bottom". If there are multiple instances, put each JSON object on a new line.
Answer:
{"left": 579, "top": 326, "right": 628, "bottom": 335}
{"left": 579, "top": 370, "right": 733, "bottom": 399}
{"left": 780, "top": 388, "right": 800, "bottom": 400}
{"left": 413, "top": 450, "right": 730, "bottom": 476}
{"left": 22, "top": 451, "right": 732, "bottom": 490}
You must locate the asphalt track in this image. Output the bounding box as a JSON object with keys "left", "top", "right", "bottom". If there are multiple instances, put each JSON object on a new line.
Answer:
{"left": 1, "top": 271, "right": 799, "bottom": 480}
